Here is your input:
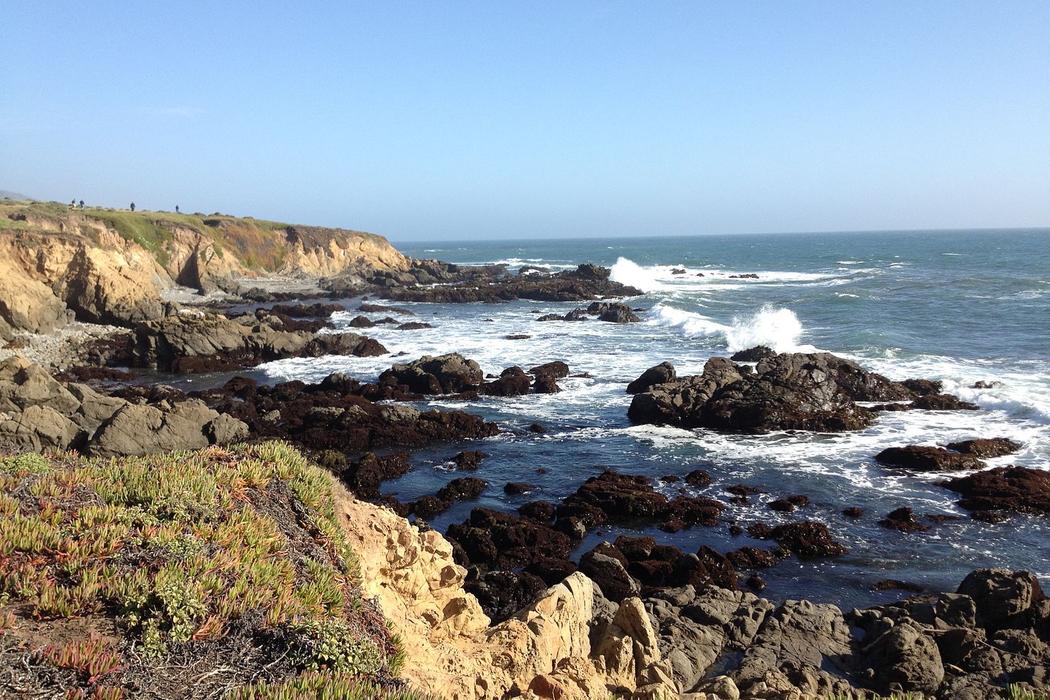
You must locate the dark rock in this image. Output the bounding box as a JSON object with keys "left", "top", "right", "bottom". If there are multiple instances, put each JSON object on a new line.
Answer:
{"left": 528, "top": 422, "right": 546, "bottom": 434}
{"left": 957, "top": 568, "right": 1045, "bottom": 630}
{"left": 339, "top": 452, "right": 411, "bottom": 499}
{"left": 874, "top": 579, "right": 925, "bottom": 593}
{"left": 901, "top": 378, "right": 943, "bottom": 396}
{"left": 946, "top": 437, "right": 1023, "bottom": 458}
{"left": 626, "top": 362, "right": 677, "bottom": 394}
{"left": 481, "top": 366, "right": 533, "bottom": 396}
{"left": 684, "top": 469, "right": 711, "bottom": 487}
{"left": 466, "top": 570, "right": 547, "bottom": 623}
{"left": 878, "top": 507, "right": 930, "bottom": 533}
{"left": 531, "top": 374, "right": 562, "bottom": 393}
{"left": 628, "top": 352, "right": 915, "bottom": 434}
{"left": 395, "top": 321, "right": 433, "bottom": 330}
{"left": 518, "top": 500, "right": 556, "bottom": 522}
{"left": 446, "top": 507, "right": 574, "bottom": 571}
{"left": 876, "top": 445, "right": 984, "bottom": 471}
{"left": 523, "top": 557, "right": 577, "bottom": 587}
{"left": 437, "top": 477, "right": 488, "bottom": 502}
{"left": 942, "top": 466, "right": 1050, "bottom": 517}
{"left": 379, "top": 353, "right": 483, "bottom": 394}
{"left": 585, "top": 301, "right": 640, "bottom": 323}
{"left": 528, "top": 361, "right": 570, "bottom": 379}
{"left": 561, "top": 469, "right": 724, "bottom": 531}
{"left": 746, "top": 574, "right": 766, "bottom": 592}
{"left": 504, "top": 334, "right": 530, "bottom": 340}
{"left": 726, "top": 546, "right": 784, "bottom": 570}
{"left": 912, "top": 393, "right": 980, "bottom": 411}
{"left": 671, "top": 268, "right": 686, "bottom": 275}
{"left": 451, "top": 450, "right": 488, "bottom": 470}
{"left": 347, "top": 315, "right": 375, "bottom": 328}
{"left": 842, "top": 506, "right": 864, "bottom": 518}
{"left": 730, "top": 346, "right": 776, "bottom": 362}
{"left": 358, "top": 303, "right": 414, "bottom": 315}
{"left": 579, "top": 545, "right": 640, "bottom": 602}
{"left": 504, "top": 482, "right": 536, "bottom": 496}
{"left": 748, "top": 520, "right": 848, "bottom": 557}
{"left": 859, "top": 621, "right": 945, "bottom": 695}
{"left": 302, "top": 332, "right": 388, "bottom": 357}
{"left": 729, "top": 273, "right": 759, "bottom": 279}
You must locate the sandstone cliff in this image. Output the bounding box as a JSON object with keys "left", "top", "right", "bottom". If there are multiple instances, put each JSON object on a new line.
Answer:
{"left": 0, "top": 201, "right": 410, "bottom": 338}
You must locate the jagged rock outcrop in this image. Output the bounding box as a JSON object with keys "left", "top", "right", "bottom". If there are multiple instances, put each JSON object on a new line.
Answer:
{"left": 628, "top": 352, "right": 973, "bottom": 434}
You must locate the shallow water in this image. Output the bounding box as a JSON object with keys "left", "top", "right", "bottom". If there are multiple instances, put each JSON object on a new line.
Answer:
{"left": 257, "top": 229, "right": 1050, "bottom": 609}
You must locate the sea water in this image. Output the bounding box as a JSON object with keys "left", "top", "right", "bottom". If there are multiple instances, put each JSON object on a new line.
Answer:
{"left": 259, "top": 229, "right": 1050, "bottom": 609}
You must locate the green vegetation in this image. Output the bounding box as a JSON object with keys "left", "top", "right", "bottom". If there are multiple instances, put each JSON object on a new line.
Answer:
{"left": 0, "top": 442, "right": 425, "bottom": 699}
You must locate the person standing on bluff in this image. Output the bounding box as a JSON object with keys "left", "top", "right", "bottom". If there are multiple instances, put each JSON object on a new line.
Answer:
{"left": 130, "top": 202, "right": 135, "bottom": 211}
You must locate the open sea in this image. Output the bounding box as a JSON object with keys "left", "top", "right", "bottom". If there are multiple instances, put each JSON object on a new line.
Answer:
{"left": 254, "top": 229, "right": 1050, "bottom": 609}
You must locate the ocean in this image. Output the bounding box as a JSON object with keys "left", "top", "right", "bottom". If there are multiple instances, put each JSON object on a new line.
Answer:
{"left": 260, "top": 229, "right": 1050, "bottom": 609}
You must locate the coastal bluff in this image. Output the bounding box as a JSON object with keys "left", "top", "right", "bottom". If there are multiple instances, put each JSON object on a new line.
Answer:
{"left": 0, "top": 200, "right": 409, "bottom": 339}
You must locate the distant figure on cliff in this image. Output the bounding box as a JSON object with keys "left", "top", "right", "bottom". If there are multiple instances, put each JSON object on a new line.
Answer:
{"left": 79, "top": 200, "right": 84, "bottom": 208}
{"left": 175, "top": 205, "right": 180, "bottom": 213}
{"left": 130, "top": 202, "right": 136, "bottom": 212}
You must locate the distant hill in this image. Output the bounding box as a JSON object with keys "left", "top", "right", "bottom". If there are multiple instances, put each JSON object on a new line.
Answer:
{"left": 0, "top": 190, "right": 32, "bottom": 201}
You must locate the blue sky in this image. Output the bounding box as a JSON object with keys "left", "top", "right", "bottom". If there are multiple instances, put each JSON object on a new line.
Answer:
{"left": 3, "top": 1, "right": 1049, "bottom": 241}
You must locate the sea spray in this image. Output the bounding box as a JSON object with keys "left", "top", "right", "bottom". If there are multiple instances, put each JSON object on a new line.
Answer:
{"left": 610, "top": 257, "right": 661, "bottom": 292}
{"left": 726, "top": 305, "right": 804, "bottom": 353}
{"left": 649, "top": 302, "right": 805, "bottom": 353}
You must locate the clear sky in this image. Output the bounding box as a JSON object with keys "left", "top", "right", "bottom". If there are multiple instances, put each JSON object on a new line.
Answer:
{"left": 3, "top": 1, "right": 1049, "bottom": 241}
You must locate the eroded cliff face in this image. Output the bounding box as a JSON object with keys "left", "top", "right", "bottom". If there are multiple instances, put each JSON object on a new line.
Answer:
{"left": 332, "top": 480, "right": 681, "bottom": 700}
{"left": 0, "top": 203, "right": 410, "bottom": 337}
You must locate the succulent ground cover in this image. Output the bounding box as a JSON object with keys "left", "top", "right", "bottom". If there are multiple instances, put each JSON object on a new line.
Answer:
{"left": 0, "top": 442, "right": 429, "bottom": 699}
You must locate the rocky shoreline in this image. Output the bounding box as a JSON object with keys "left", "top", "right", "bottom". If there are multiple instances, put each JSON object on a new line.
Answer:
{"left": 2, "top": 202, "right": 1047, "bottom": 699}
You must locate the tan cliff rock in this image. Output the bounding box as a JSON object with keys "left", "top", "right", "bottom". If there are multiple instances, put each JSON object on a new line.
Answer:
{"left": 0, "top": 202, "right": 410, "bottom": 336}
{"left": 333, "top": 483, "right": 682, "bottom": 700}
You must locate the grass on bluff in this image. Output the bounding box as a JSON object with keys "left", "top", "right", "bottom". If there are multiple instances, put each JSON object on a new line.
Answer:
{"left": 0, "top": 442, "right": 429, "bottom": 699}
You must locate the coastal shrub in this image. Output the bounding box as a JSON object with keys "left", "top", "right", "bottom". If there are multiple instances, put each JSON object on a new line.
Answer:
{"left": 230, "top": 674, "right": 436, "bottom": 700}
{"left": 0, "top": 442, "right": 401, "bottom": 697}
{"left": 284, "top": 619, "right": 383, "bottom": 673}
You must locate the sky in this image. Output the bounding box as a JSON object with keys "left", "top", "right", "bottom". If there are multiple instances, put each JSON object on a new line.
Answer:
{"left": 3, "top": 1, "right": 1049, "bottom": 241}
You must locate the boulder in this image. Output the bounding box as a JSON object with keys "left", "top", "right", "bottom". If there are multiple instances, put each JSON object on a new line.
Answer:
{"left": 481, "top": 366, "right": 532, "bottom": 396}
{"left": 626, "top": 362, "right": 677, "bottom": 394}
{"left": 876, "top": 445, "right": 984, "bottom": 471}
{"left": 859, "top": 621, "right": 944, "bottom": 695}
{"left": 586, "top": 301, "right": 640, "bottom": 323}
{"left": 87, "top": 399, "right": 248, "bottom": 457}
{"left": 957, "top": 569, "right": 1045, "bottom": 630}
{"left": 946, "top": 437, "right": 1023, "bottom": 458}
{"left": 379, "top": 353, "right": 483, "bottom": 394}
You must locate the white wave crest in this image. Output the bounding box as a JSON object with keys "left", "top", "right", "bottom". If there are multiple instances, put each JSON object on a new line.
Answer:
{"left": 649, "top": 303, "right": 807, "bottom": 353}
{"left": 649, "top": 304, "right": 728, "bottom": 337}
{"left": 610, "top": 257, "right": 661, "bottom": 292}
{"left": 725, "top": 305, "right": 805, "bottom": 353}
